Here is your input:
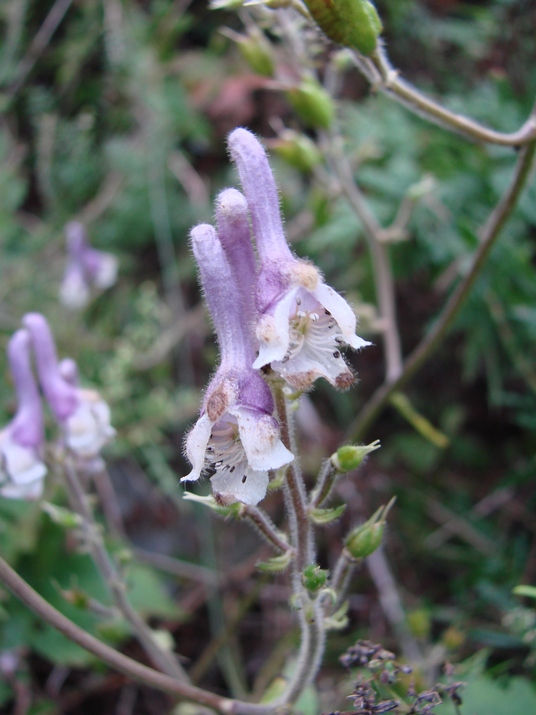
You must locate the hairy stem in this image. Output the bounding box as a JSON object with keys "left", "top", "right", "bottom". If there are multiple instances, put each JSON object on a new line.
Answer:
{"left": 348, "top": 138, "right": 536, "bottom": 440}
{"left": 272, "top": 382, "right": 326, "bottom": 705}
{"left": 310, "top": 459, "right": 338, "bottom": 509}
{"left": 242, "top": 505, "right": 293, "bottom": 555}
{"left": 63, "top": 461, "right": 189, "bottom": 683}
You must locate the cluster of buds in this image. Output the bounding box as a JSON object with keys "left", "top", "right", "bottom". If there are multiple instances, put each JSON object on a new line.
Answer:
{"left": 183, "top": 128, "right": 369, "bottom": 506}
{"left": 0, "top": 313, "right": 115, "bottom": 500}
{"left": 59, "top": 222, "right": 118, "bottom": 310}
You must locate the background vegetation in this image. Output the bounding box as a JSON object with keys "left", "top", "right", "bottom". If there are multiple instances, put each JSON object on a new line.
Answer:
{"left": 0, "top": 0, "right": 535, "bottom": 713}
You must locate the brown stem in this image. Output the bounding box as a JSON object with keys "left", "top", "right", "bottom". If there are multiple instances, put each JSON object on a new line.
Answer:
{"left": 348, "top": 139, "right": 536, "bottom": 441}
{"left": 366, "top": 45, "right": 536, "bottom": 147}
{"left": 63, "top": 462, "right": 189, "bottom": 682}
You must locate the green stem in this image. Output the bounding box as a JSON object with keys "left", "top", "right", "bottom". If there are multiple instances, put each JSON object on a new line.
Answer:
{"left": 348, "top": 139, "right": 536, "bottom": 441}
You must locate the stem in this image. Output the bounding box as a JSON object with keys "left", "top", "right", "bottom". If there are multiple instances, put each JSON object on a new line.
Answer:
{"left": 362, "top": 45, "right": 536, "bottom": 147}
{"left": 63, "top": 461, "right": 189, "bottom": 683}
{"left": 241, "top": 505, "right": 293, "bottom": 555}
{"left": 348, "top": 138, "right": 536, "bottom": 441}
{"left": 271, "top": 382, "right": 326, "bottom": 706}
{"left": 329, "top": 549, "right": 359, "bottom": 610}
{"left": 309, "top": 459, "right": 338, "bottom": 509}
{"left": 7, "top": 0, "right": 74, "bottom": 96}
{"left": 273, "top": 385, "right": 312, "bottom": 573}
{"left": 326, "top": 132, "right": 403, "bottom": 382}
{"left": 0, "top": 555, "right": 284, "bottom": 715}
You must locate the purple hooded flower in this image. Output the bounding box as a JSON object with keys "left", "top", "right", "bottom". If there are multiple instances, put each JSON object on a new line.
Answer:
{"left": 183, "top": 222, "right": 293, "bottom": 506}
{"left": 0, "top": 330, "right": 47, "bottom": 500}
{"left": 228, "top": 127, "right": 370, "bottom": 391}
{"left": 23, "top": 313, "right": 115, "bottom": 464}
{"left": 59, "top": 222, "right": 118, "bottom": 309}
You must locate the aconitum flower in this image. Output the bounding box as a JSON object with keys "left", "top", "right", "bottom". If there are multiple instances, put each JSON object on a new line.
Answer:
{"left": 228, "top": 127, "right": 370, "bottom": 390}
{"left": 23, "top": 313, "right": 115, "bottom": 465}
{"left": 183, "top": 222, "right": 293, "bottom": 506}
{"left": 59, "top": 222, "right": 118, "bottom": 309}
{"left": 0, "top": 330, "right": 47, "bottom": 500}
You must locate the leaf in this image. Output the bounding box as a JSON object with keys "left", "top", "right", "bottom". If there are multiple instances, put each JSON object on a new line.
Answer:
{"left": 513, "top": 585, "right": 536, "bottom": 600}
{"left": 434, "top": 676, "right": 536, "bottom": 715}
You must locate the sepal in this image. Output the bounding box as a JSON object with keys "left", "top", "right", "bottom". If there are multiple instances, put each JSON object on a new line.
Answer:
{"left": 309, "top": 504, "right": 347, "bottom": 524}
{"left": 256, "top": 550, "right": 294, "bottom": 573}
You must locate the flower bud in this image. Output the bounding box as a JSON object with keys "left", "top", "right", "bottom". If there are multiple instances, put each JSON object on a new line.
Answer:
{"left": 237, "top": 29, "right": 274, "bottom": 77}
{"left": 331, "top": 439, "right": 380, "bottom": 473}
{"left": 303, "top": 0, "right": 383, "bottom": 56}
{"left": 345, "top": 497, "right": 395, "bottom": 559}
{"left": 302, "top": 563, "right": 328, "bottom": 592}
{"left": 271, "top": 130, "right": 322, "bottom": 172}
{"left": 286, "top": 79, "right": 334, "bottom": 129}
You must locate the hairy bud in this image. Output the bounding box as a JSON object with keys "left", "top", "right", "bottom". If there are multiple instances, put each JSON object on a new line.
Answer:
{"left": 345, "top": 497, "right": 395, "bottom": 559}
{"left": 303, "top": 0, "right": 383, "bottom": 56}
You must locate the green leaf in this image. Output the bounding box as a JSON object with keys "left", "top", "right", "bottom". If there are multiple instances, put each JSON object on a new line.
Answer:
{"left": 434, "top": 676, "right": 536, "bottom": 715}
{"left": 513, "top": 585, "right": 536, "bottom": 600}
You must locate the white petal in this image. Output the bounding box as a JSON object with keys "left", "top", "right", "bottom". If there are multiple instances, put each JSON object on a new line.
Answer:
{"left": 182, "top": 413, "right": 213, "bottom": 482}
{"left": 93, "top": 254, "right": 119, "bottom": 290}
{"left": 314, "top": 282, "right": 371, "bottom": 350}
{"left": 59, "top": 268, "right": 90, "bottom": 310}
{"left": 0, "top": 430, "right": 47, "bottom": 500}
{"left": 253, "top": 288, "right": 299, "bottom": 368}
{"left": 232, "top": 408, "right": 293, "bottom": 471}
{"left": 211, "top": 467, "right": 268, "bottom": 506}
{"left": 64, "top": 390, "right": 115, "bottom": 459}
{"left": 1, "top": 479, "right": 44, "bottom": 500}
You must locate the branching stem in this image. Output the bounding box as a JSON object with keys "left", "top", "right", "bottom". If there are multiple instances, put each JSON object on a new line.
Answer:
{"left": 63, "top": 461, "right": 189, "bottom": 683}
{"left": 362, "top": 44, "right": 536, "bottom": 147}
{"left": 348, "top": 138, "right": 536, "bottom": 440}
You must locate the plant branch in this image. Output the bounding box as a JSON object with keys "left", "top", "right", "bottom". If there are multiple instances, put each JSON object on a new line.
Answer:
{"left": 348, "top": 138, "right": 536, "bottom": 441}
{"left": 7, "top": 0, "right": 74, "bottom": 96}
{"left": 63, "top": 461, "right": 189, "bottom": 683}
{"left": 241, "top": 505, "right": 293, "bottom": 555}
{"left": 0, "top": 555, "right": 255, "bottom": 714}
{"left": 359, "top": 44, "right": 536, "bottom": 147}
{"left": 326, "top": 132, "right": 403, "bottom": 382}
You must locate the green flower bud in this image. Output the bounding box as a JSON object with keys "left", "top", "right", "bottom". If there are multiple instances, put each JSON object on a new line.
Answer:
{"left": 42, "top": 502, "right": 83, "bottom": 529}
{"left": 271, "top": 131, "right": 322, "bottom": 172}
{"left": 303, "top": 0, "right": 383, "bottom": 56}
{"left": 332, "top": 439, "right": 380, "bottom": 473}
{"left": 287, "top": 79, "right": 335, "bottom": 129}
{"left": 302, "top": 563, "right": 329, "bottom": 592}
{"left": 237, "top": 29, "right": 275, "bottom": 77}
{"left": 345, "top": 497, "right": 395, "bottom": 559}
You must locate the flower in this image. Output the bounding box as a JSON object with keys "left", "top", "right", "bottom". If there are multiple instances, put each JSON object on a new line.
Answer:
{"left": 228, "top": 127, "right": 370, "bottom": 390}
{"left": 23, "top": 313, "right": 115, "bottom": 465}
{"left": 60, "top": 222, "right": 118, "bottom": 309}
{"left": 183, "top": 223, "right": 293, "bottom": 506}
{"left": 0, "top": 330, "right": 47, "bottom": 500}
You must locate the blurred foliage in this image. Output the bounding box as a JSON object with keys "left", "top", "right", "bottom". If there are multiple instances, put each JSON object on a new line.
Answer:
{"left": 0, "top": 0, "right": 535, "bottom": 712}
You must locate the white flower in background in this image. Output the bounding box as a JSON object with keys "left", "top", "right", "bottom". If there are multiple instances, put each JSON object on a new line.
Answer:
{"left": 60, "top": 222, "right": 118, "bottom": 310}
{"left": 23, "top": 313, "right": 115, "bottom": 466}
